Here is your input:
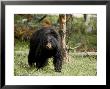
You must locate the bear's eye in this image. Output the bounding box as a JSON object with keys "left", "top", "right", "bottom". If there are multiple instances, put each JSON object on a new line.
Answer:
{"left": 43, "top": 40, "right": 47, "bottom": 43}
{"left": 48, "top": 39, "right": 52, "bottom": 43}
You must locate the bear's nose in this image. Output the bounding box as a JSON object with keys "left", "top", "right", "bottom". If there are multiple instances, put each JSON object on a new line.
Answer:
{"left": 46, "top": 42, "right": 52, "bottom": 49}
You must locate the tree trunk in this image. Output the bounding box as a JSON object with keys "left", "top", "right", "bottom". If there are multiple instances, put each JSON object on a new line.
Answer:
{"left": 59, "top": 14, "right": 68, "bottom": 62}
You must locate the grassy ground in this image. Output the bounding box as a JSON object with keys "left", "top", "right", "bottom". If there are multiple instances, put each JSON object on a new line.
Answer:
{"left": 14, "top": 40, "right": 97, "bottom": 76}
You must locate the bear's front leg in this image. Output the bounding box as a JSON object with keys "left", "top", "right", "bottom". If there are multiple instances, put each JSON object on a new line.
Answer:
{"left": 53, "top": 50, "right": 62, "bottom": 72}
{"left": 35, "top": 53, "right": 48, "bottom": 69}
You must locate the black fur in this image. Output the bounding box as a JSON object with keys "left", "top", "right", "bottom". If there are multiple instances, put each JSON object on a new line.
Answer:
{"left": 28, "top": 28, "right": 62, "bottom": 72}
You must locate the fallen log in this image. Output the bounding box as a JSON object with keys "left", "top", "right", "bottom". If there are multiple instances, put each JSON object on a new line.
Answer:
{"left": 14, "top": 51, "right": 97, "bottom": 56}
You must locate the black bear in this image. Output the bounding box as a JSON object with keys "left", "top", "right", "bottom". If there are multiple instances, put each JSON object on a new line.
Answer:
{"left": 28, "top": 19, "right": 62, "bottom": 72}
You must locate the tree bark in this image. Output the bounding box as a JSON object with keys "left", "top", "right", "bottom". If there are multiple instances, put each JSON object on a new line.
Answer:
{"left": 59, "top": 14, "right": 68, "bottom": 62}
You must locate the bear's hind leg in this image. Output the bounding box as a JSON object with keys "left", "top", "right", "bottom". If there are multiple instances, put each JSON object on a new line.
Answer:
{"left": 28, "top": 49, "right": 36, "bottom": 67}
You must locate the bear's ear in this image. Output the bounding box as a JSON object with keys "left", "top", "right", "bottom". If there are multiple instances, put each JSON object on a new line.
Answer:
{"left": 49, "top": 29, "right": 60, "bottom": 40}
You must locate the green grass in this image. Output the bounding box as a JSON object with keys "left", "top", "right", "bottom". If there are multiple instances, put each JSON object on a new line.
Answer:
{"left": 14, "top": 51, "right": 97, "bottom": 76}
{"left": 14, "top": 39, "right": 29, "bottom": 51}
{"left": 14, "top": 40, "right": 97, "bottom": 76}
